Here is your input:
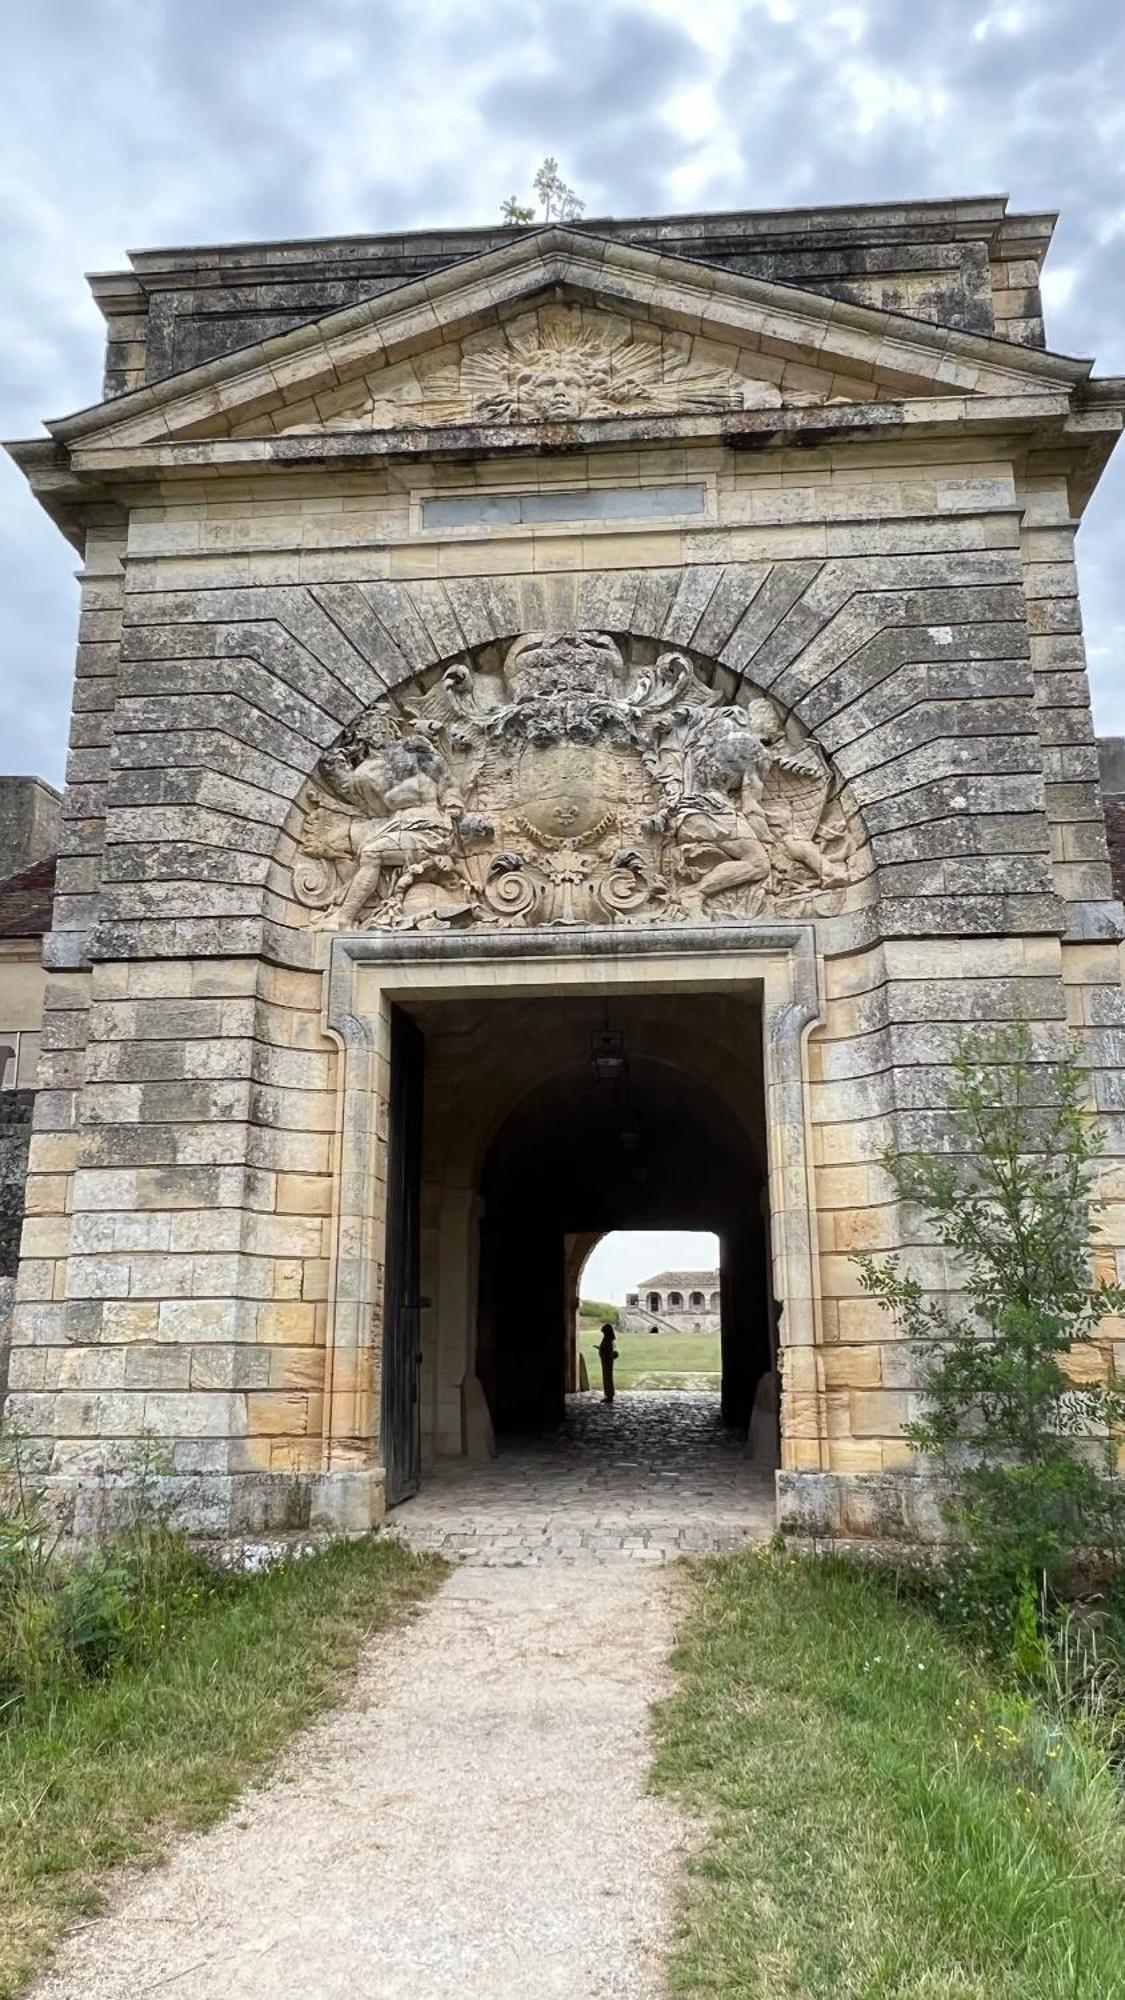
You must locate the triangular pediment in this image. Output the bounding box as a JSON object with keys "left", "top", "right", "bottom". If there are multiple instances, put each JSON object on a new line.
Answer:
{"left": 255, "top": 301, "right": 860, "bottom": 438}
{"left": 44, "top": 225, "right": 1091, "bottom": 454}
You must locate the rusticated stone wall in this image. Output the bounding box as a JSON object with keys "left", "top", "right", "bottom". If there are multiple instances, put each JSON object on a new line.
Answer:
{"left": 6, "top": 195, "right": 1124, "bottom": 1542}
{"left": 96, "top": 196, "right": 1050, "bottom": 395}
{"left": 7, "top": 446, "right": 1124, "bottom": 1539}
{"left": 0, "top": 1090, "right": 34, "bottom": 1279}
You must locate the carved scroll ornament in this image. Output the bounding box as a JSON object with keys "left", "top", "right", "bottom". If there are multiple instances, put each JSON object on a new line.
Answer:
{"left": 294, "top": 633, "right": 856, "bottom": 932}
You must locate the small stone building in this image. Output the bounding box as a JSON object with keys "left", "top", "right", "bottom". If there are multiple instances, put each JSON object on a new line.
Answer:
{"left": 0, "top": 777, "right": 60, "bottom": 1381}
{"left": 622, "top": 1271, "right": 721, "bottom": 1332}
{"left": 5, "top": 194, "right": 1125, "bottom": 1545}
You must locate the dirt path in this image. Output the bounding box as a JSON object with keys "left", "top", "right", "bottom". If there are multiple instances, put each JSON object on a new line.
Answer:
{"left": 32, "top": 1564, "right": 687, "bottom": 2000}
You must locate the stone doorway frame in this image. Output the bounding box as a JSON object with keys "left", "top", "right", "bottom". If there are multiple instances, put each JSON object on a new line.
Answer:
{"left": 320, "top": 922, "right": 825, "bottom": 1525}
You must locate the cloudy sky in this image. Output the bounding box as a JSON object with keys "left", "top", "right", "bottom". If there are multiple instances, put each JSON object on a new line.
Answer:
{"left": 2, "top": 0, "right": 1124, "bottom": 785}
{"left": 583, "top": 1232, "right": 720, "bottom": 1307}
{"left": 2, "top": 3, "right": 1122, "bottom": 1306}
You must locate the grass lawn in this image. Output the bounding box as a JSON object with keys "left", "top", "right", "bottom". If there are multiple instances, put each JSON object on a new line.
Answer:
{"left": 653, "top": 1551, "right": 1125, "bottom": 1999}
{"left": 578, "top": 1324, "right": 720, "bottom": 1389}
{"left": 0, "top": 1537, "right": 443, "bottom": 1999}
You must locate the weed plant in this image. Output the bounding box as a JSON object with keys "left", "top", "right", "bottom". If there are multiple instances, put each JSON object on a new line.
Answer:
{"left": 0, "top": 1430, "right": 220, "bottom": 1722}
{"left": 853, "top": 1023, "right": 1125, "bottom": 1649}
{"left": 0, "top": 1425, "right": 443, "bottom": 1994}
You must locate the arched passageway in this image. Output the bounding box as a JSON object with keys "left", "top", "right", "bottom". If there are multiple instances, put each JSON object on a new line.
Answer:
{"left": 477, "top": 1053, "right": 768, "bottom": 1434}
{"left": 401, "top": 987, "right": 777, "bottom": 1475}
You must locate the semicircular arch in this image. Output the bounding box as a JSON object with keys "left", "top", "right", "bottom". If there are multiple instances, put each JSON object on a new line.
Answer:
{"left": 281, "top": 609, "right": 875, "bottom": 937}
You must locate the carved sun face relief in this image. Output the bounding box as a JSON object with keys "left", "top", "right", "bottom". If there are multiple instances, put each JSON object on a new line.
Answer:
{"left": 461, "top": 320, "right": 742, "bottom": 422}
{"left": 292, "top": 633, "right": 859, "bottom": 934}
{"left": 269, "top": 308, "right": 844, "bottom": 437}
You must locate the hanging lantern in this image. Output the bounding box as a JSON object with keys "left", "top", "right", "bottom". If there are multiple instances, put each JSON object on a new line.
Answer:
{"left": 589, "top": 1027, "right": 627, "bottom": 1083}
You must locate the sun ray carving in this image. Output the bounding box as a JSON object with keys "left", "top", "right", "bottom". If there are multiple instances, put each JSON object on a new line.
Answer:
{"left": 269, "top": 307, "right": 825, "bottom": 434}
{"left": 460, "top": 317, "right": 743, "bottom": 421}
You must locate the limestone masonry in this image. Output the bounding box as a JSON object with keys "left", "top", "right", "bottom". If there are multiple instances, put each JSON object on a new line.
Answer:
{"left": 622, "top": 1272, "right": 721, "bottom": 1332}
{"left": 4, "top": 196, "right": 1125, "bottom": 1544}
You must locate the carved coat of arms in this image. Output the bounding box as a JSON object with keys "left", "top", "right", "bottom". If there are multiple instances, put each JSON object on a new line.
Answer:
{"left": 293, "top": 633, "right": 855, "bottom": 931}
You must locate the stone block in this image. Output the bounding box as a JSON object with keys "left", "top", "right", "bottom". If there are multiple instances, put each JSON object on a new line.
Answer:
{"left": 780, "top": 1346, "right": 819, "bottom": 1392}
{"left": 776, "top": 1470, "right": 843, "bottom": 1537}
{"left": 67, "top": 1257, "right": 132, "bottom": 1300}
{"left": 276, "top": 1173, "right": 334, "bottom": 1215}
{"left": 157, "top": 1297, "right": 258, "bottom": 1343}
{"left": 821, "top": 1345, "right": 883, "bottom": 1389}
{"left": 57, "top": 1346, "right": 127, "bottom": 1390}
{"left": 256, "top": 1301, "right": 317, "bottom": 1343}
{"left": 141, "top": 1391, "right": 240, "bottom": 1438}
{"left": 246, "top": 1390, "right": 310, "bottom": 1436}
{"left": 849, "top": 1389, "right": 908, "bottom": 1436}
{"left": 1063, "top": 1342, "right": 1111, "bottom": 1384}
{"left": 826, "top": 1438, "right": 884, "bottom": 1475}
{"left": 781, "top": 1389, "right": 824, "bottom": 1439}
{"left": 840, "top": 1475, "right": 908, "bottom": 1539}
{"left": 268, "top": 1349, "right": 326, "bottom": 1390}
{"left": 55, "top": 1391, "right": 144, "bottom": 1438}
{"left": 309, "top": 1469, "right": 384, "bottom": 1534}
{"left": 125, "top": 1255, "right": 197, "bottom": 1299}
{"left": 903, "top": 1477, "right": 953, "bottom": 1541}
{"left": 272, "top": 1259, "right": 305, "bottom": 1298}
{"left": 124, "top": 1346, "right": 192, "bottom": 1390}
{"left": 879, "top": 1344, "right": 925, "bottom": 1391}
{"left": 102, "top": 1302, "right": 161, "bottom": 1342}
{"left": 19, "top": 1216, "right": 71, "bottom": 1260}
{"left": 22, "top": 1176, "right": 70, "bottom": 1218}
{"left": 190, "top": 1347, "right": 271, "bottom": 1390}
{"left": 7, "top": 1346, "right": 45, "bottom": 1391}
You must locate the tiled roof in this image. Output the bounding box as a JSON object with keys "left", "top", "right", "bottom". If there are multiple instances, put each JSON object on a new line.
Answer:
{"left": 0, "top": 855, "right": 56, "bottom": 939}
{"left": 634, "top": 1270, "right": 719, "bottom": 1291}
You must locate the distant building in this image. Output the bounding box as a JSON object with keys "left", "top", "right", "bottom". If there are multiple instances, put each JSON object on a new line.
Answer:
{"left": 622, "top": 1271, "right": 720, "bottom": 1333}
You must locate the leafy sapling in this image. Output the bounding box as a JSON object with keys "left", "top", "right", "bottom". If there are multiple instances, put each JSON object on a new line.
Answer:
{"left": 500, "top": 159, "right": 584, "bottom": 226}
{"left": 853, "top": 1023, "right": 1125, "bottom": 1630}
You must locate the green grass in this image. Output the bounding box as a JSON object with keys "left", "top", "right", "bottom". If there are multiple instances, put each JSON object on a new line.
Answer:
{"left": 578, "top": 1326, "right": 720, "bottom": 1389}
{"left": 653, "top": 1551, "right": 1125, "bottom": 1999}
{"left": 0, "top": 1537, "right": 443, "bottom": 1998}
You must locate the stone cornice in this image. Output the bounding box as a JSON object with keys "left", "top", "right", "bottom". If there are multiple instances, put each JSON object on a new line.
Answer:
{"left": 41, "top": 227, "right": 1092, "bottom": 456}
{"left": 9, "top": 382, "right": 1121, "bottom": 551}
{"left": 8, "top": 389, "right": 1093, "bottom": 481}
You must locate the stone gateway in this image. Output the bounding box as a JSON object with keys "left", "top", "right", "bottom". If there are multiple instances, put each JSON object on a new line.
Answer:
{"left": 5, "top": 197, "right": 1125, "bottom": 1545}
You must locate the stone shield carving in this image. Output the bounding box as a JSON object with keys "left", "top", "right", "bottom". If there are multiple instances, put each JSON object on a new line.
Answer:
{"left": 294, "top": 633, "right": 856, "bottom": 931}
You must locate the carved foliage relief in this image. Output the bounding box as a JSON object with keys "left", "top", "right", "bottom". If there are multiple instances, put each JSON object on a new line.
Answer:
{"left": 293, "top": 634, "right": 858, "bottom": 933}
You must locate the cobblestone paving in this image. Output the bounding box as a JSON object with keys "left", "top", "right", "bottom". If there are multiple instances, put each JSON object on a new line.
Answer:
{"left": 390, "top": 1390, "right": 776, "bottom": 1564}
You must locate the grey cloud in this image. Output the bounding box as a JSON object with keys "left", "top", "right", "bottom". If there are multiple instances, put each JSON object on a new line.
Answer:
{"left": 2, "top": 0, "right": 1125, "bottom": 779}
{"left": 0, "top": 465, "right": 80, "bottom": 781}
{"left": 710, "top": 0, "right": 1125, "bottom": 723}
{"left": 714, "top": 2, "right": 1125, "bottom": 360}
{"left": 478, "top": 3, "right": 702, "bottom": 128}
{"left": 477, "top": 5, "right": 706, "bottom": 214}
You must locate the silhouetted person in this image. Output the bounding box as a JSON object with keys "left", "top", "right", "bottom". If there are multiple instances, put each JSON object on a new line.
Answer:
{"left": 597, "top": 1323, "right": 618, "bottom": 1404}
